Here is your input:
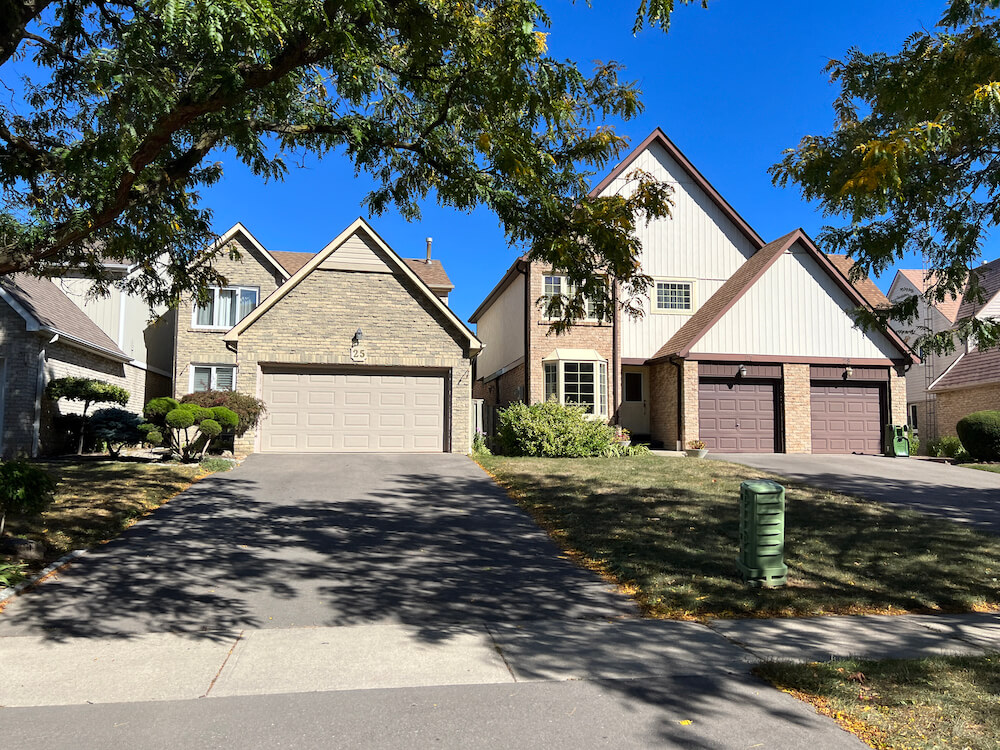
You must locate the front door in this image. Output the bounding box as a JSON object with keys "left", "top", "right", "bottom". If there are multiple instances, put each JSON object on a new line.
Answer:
{"left": 618, "top": 367, "right": 650, "bottom": 436}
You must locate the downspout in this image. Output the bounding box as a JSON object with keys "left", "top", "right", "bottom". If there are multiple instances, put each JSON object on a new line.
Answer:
{"left": 611, "top": 281, "right": 620, "bottom": 423}
{"left": 522, "top": 260, "right": 530, "bottom": 403}
{"left": 671, "top": 356, "right": 684, "bottom": 451}
{"left": 32, "top": 333, "right": 59, "bottom": 457}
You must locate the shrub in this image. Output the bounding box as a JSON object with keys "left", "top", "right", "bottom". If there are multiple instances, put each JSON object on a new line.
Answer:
{"left": 907, "top": 429, "right": 920, "bottom": 456}
{"left": 929, "top": 435, "right": 965, "bottom": 459}
{"left": 0, "top": 460, "right": 56, "bottom": 537}
{"left": 144, "top": 397, "right": 179, "bottom": 424}
{"left": 89, "top": 408, "right": 142, "bottom": 458}
{"left": 161, "top": 404, "right": 233, "bottom": 461}
{"left": 956, "top": 411, "right": 1000, "bottom": 462}
{"left": 0, "top": 560, "right": 28, "bottom": 588}
{"left": 496, "top": 401, "right": 618, "bottom": 458}
{"left": 472, "top": 430, "right": 492, "bottom": 456}
{"left": 210, "top": 407, "right": 239, "bottom": 433}
{"left": 200, "top": 457, "right": 235, "bottom": 473}
{"left": 180, "top": 390, "right": 265, "bottom": 434}
{"left": 45, "top": 377, "right": 131, "bottom": 455}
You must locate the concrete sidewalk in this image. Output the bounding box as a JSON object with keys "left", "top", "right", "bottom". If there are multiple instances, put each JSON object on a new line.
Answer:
{"left": 3, "top": 612, "right": 997, "bottom": 708}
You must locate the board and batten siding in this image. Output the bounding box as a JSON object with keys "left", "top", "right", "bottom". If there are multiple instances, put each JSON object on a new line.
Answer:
{"left": 692, "top": 243, "right": 901, "bottom": 359}
{"left": 596, "top": 140, "right": 758, "bottom": 360}
{"left": 474, "top": 273, "right": 525, "bottom": 379}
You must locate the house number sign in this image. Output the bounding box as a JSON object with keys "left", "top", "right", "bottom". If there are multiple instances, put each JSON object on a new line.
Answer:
{"left": 349, "top": 343, "right": 368, "bottom": 363}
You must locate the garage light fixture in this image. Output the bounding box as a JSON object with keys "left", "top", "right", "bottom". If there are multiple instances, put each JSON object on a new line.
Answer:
{"left": 844, "top": 366, "right": 853, "bottom": 379}
{"left": 353, "top": 328, "right": 364, "bottom": 344}
{"left": 738, "top": 364, "right": 747, "bottom": 378}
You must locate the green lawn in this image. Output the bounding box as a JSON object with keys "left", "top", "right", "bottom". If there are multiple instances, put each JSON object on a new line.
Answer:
{"left": 964, "top": 463, "right": 1000, "bottom": 473}
{"left": 1, "top": 460, "right": 223, "bottom": 584}
{"left": 755, "top": 655, "right": 1000, "bottom": 750}
{"left": 478, "top": 454, "right": 1000, "bottom": 619}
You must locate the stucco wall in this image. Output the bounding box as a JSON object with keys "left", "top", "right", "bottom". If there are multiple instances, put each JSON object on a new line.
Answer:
{"left": 232, "top": 267, "right": 473, "bottom": 456}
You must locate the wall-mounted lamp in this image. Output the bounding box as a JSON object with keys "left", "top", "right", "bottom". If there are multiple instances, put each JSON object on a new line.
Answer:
{"left": 844, "top": 365, "right": 853, "bottom": 380}
{"left": 353, "top": 328, "right": 364, "bottom": 344}
{"left": 738, "top": 364, "right": 748, "bottom": 378}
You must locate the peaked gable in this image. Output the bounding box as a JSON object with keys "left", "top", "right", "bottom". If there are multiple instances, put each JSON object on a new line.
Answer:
{"left": 212, "top": 223, "right": 290, "bottom": 282}
{"left": 224, "top": 218, "right": 481, "bottom": 352}
{"left": 651, "top": 229, "right": 916, "bottom": 364}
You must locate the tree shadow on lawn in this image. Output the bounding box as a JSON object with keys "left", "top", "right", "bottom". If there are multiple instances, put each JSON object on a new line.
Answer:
{"left": 486, "top": 458, "right": 1000, "bottom": 619}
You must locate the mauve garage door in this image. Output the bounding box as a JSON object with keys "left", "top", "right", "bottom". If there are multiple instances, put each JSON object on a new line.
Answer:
{"left": 698, "top": 380, "right": 776, "bottom": 453}
{"left": 260, "top": 370, "right": 445, "bottom": 453}
{"left": 810, "top": 384, "right": 882, "bottom": 454}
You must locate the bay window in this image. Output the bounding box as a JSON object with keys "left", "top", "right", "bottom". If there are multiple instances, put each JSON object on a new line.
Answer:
{"left": 542, "top": 356, "right": 608, "bottom": 416}
{"left": 194, "top": 286, "right": 259, "bottom": 329}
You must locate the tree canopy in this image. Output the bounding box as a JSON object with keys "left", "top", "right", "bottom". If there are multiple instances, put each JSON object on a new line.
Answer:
{"left": 771, "top": 0, "right": 1000, "bottom": 353}
{"left": 0, "top": 0, "right": 706, "bottom": 323}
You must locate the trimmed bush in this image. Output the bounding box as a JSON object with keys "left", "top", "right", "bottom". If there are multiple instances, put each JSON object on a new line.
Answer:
{"left": 929, "top": 435, "right": 965, "bottom": 459}
{"left": 497, "top": 401, "right": 618, "bottom": 458}
{"left": 199, "top": 419, "right": 222, "bottom": 439}
{"left": 45, "top": 377, "right": 130, "bottom": 455}
{"left": 180, "top": 390, "right": 265, "bottom": 434}
{"left": 956, "top": 410, "right": 1000, "bottom": 462}
{"left": 144, "top": 397, "right": 179, "bottom": 424}
{"left": 89, "top": 408, "right": 142, "bottom": 458}
{"left": 165, "top": 408, "right": 196, "bottom": 430}
{"left": 210, "top": 407, "right": 239, "bottom": 432}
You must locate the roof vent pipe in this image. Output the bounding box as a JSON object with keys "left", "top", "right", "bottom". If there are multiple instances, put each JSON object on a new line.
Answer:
{"left": 426, "top": 237, "right": 433, "bottom": 264}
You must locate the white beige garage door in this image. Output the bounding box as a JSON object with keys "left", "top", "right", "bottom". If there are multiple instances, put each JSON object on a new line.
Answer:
{"left": 260, "top": 370, "right": 445, "bottom": 453}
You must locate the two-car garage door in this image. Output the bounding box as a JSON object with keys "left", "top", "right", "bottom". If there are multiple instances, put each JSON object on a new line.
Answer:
{"left": 260, "top": 369, "right": 445, "bottom": 453}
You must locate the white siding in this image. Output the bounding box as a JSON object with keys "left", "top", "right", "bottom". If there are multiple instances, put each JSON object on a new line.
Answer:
{"left": 474, "top": 275, "right": 525, "bottom": 378}
{"left": 55, "top": 277, "right": 121, "bottom": 337}
{"left": 692, "top": 242, "right": 901, "bottom": 359}
{"left": 598, "top": 141, "right": 758, "bottom": 360}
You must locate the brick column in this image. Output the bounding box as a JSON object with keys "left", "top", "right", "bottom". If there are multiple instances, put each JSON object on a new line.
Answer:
{"left": 681, "top": 360, "right": 700, "bottom": 448}
{"left": 783, "top": 364, "right": 811, "bottom": 453}
{"left": 649, "top": 363, "right": 678, "bottom": 448}
{"left": 889, "top": 368, "right": 908, "bottom": 427}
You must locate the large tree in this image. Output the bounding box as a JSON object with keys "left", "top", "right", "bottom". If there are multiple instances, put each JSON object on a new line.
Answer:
{"left": 0, "top": 0, "right": 704, "bottom": 322}
{"left": 772, "top": 0, "right": 1000, "bottom": 353}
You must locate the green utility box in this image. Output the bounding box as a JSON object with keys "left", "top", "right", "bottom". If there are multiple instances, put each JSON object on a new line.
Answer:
{"left": 884, "top": 424, "right": 910, "bottom": 457}
{"left": 736, "top": 480, "right": 788, "bottom": 588}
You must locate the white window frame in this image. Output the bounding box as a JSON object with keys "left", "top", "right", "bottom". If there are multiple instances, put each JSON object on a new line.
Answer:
{"left": 542, "top": 359, "right": 608, "bottom": 417}
{"left": 651, "top": 278, "right": 696, "bottom": 315}
{"left": 189, "top": 364, "right": 237, "bottom": 393}
{"left": 192, "top": 286, "right": 260, "bottom": 330}
{"left": 542, "top": 274, "right": 604, "bottom": 322}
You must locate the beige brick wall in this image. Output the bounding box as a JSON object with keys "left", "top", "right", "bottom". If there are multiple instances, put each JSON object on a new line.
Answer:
{"left": 174, "top": 236, "right": 285, "bottom": 398}
{"left": 783, "top": 364, "right": 811, "bottom": 453}
{"left": 526, "top": 263, "right": 614, "bottom": 415}
{"left": 681, "top": 360, "right": 699, "bottom": 448}
{"left": 648, "top": 362, "right": 679, "bottom": 448}
{"left": 935, "top": 383, "right": 1000, "bottom": 438}
{"left": 232, "top": 268, "right": 473, "bottom": 456}
{"left": 889, "top": 367, "right": 908, "bottom": 428}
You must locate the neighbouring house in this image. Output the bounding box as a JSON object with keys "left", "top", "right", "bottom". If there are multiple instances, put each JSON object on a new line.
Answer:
{"left": 0, "top": 254, "right": 175, "bottom": 457}
{"left": 470, "top": 128, "right": 917, "bottom": 454}
{"left": 173, "top": 218, "right": 480, "bottom": 456}
{"left": 886, "top": 268, "right": 965, "bottom": 443}
{"left": 925, "top": 258, "right": 1000, "bottom": 437}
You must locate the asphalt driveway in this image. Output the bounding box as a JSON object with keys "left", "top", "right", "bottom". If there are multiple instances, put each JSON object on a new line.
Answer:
{"left": 0, "top": 454, "right": 634, "bottom": 637}
{"left": 715, "top": 453, "right": 1000, "bottom": 534}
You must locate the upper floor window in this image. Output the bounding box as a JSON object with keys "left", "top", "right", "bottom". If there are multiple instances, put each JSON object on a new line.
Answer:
{"left": 543, "top": 275, "right": 604, "bottom": 321}
{"left": 654, "top": 279, "right": 694, "bottom": 313}
{"left": 194, "top": 286, "right": 259, "bottom": 329}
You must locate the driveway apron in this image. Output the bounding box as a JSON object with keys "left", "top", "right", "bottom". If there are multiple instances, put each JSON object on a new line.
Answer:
{"left": 0, "top": 454, "right": 634, "bottom": 637}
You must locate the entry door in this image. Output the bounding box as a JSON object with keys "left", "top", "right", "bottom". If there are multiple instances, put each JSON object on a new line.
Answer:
{"left": 618, "top": 367, "right": 650, "bottom": 435}
{"left": 698, "top": 380, "right": 776, "bottom": 453}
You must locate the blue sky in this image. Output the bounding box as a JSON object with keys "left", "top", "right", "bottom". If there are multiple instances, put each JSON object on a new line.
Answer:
{"left": 201, "top": 0, "right": 967, "bottom": 322}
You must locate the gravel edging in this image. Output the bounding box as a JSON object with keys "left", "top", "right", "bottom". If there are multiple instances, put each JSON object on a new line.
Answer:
{"left": 0, "top": 549, "right": 87, "bottom": 604}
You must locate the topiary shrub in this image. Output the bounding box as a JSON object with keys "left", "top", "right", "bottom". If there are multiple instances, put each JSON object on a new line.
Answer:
{"left": 89, "top": 408, "right": 142, "bottom": 458}
{"left": 0, "top": 460, "right": 56, "bottom": 537}
{"left": 210, "top": 407, "right": 239, "bottom": 433}
{"left": 45, "top": 377, "right": 130, "bottom": 455}
{"left": 496, "top": 401, "right": 618, "bottom": 458}
{"left": 956, "top": 410, "right": 1000, "bottom": 462}
{"left": 144, "top": 397, "right": 179, "bottom": 424}
{"left": 179, "top": 390, "right": 265, "bottom": 434}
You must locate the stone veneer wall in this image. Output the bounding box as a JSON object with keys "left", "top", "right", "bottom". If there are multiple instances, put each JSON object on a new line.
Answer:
{"left": 232, "top": 267, "right": 473, "bottom": 456}
{"left": 526, "top": 263, "right": 615, "bottom": 415}
{"left": 783, "top": 364, "right": 812, "bottom": 453}
{"left": 889, "top": 368, "right": 908, "bottom": 429}
{"left": 173, "top": 236, "right": 284, "bottom": 399}
{"left": 934, "top": 383, "right": 1000, "bottom": 438}
{"left": 681, "top": 360, "right": 699, "bottom": 448}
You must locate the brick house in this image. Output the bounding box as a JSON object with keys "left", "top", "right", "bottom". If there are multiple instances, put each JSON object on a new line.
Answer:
{"left": 924, "top": 258, "right": 1000, "bottom": 437}
{"left": 470, "top": 129, "right": 917, "bottom": 454}
{"left": 174, "top": 218, "right": 480, "bottom": 456}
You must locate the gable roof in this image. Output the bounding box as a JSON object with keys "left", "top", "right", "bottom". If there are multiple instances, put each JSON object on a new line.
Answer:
{"left": 271, "top": 250, "right": 313, "bottom": 277}
{"left": 401, "top": 259, "right": 454, "bottom": 292}
{"left": 893, "top": 269, "right": 964, "bottom": 324}
{"left": 928, "top": 347, "right": 1000, "bottom": 391}
{"left": 957, "top": 258, "right": 1000, "bottom": 320}
{"left": 224, "top": 218, "right": 481, "bottom": 352}
{"left": 0, "top": 273, "right": 130, "bottom": 361}
{"left": 649, "top": 229, "right": 918, "bottom": 364}
{"left": 212, "top": 223, "right": 290, "bottom": 282}
{"left": 588, "top": 128, "right": 765, "bottom": 249}
{"left": 826, "top": 255, "right": 890, "bottom": 308}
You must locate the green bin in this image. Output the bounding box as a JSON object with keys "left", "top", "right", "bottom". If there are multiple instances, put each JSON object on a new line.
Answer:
{"left": 736, "top": 480, "right": 787, "bottom": 588}
{"left": 884, "top": 424, "right": 910, "bottom": 457}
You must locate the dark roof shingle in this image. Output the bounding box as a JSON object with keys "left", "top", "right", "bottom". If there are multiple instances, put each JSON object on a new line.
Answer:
{"left": 929, "top": 348, "right": 1000, "bottom": 391}
{"left": 957, "top": 258, "right": 1000, "bottom": 321}
{"left": 827, "top": 255, "right": 890, "bottom": 309}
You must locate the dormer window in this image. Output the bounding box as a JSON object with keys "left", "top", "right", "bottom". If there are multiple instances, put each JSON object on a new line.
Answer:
{"left": 193, "top": 286, "right": 259, "bottom": 329}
